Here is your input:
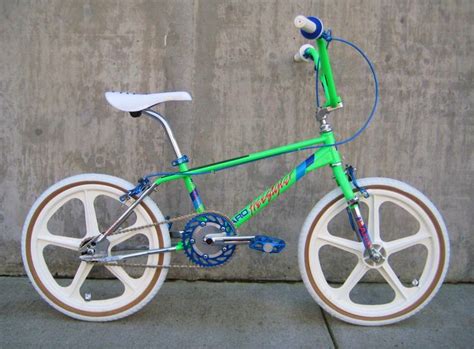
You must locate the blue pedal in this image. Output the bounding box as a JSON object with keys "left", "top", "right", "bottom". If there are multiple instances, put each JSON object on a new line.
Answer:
{"left": 249, "top": 235, "right": 286, "bottom": 254}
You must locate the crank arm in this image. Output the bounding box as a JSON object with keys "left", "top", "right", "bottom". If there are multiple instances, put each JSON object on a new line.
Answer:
{"left": 80, "top": 245, "right": 178, "bottom": 263}
{"left": 205, "top": 234, "right": 256, "bottom": 245}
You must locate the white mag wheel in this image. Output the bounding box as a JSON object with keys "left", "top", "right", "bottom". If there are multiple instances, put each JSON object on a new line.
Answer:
{"left": 21, "top": 174, "right": 170, "bottom": 321}
{"left": 299, "top": 177, "right": 449, "bottom": 326}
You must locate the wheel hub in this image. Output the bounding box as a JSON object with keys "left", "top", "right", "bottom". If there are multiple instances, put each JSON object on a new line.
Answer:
{"left": 363, "top": 244, "right": 386, "bottom": 268}
{"left": 79, "top": 237, "right": 110, "bottom": 260}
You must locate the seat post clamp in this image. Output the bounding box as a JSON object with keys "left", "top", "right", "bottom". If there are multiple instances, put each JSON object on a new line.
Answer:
{"left": 172, "top": 155, "right": 189, "bottom": 167}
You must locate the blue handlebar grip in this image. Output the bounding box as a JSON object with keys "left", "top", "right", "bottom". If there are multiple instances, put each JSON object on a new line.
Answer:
{"left": 300, "top": 16, "right": 324, "bottom": 40}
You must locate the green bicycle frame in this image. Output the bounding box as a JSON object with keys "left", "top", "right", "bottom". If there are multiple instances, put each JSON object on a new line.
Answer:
{"left": 153, "top": 37, "right": 354, "bottom": 239}
{"left": 154, "top": 130, "right": 354, "bottom": 227}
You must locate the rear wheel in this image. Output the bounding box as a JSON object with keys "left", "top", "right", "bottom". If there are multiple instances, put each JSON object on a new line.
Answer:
{"left": 299, "top": 177, "right": 449, "bottom": 326}
{"left": 21, "top": 174, "right": 170, "bottom": 321}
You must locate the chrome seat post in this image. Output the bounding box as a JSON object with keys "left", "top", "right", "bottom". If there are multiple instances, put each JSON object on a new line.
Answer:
{"left": 142, "top": 109, "right": 183, "bottom": 159}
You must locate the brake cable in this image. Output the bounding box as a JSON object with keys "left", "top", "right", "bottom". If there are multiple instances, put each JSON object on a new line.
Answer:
{"left": 129, "top": 34, "right": 379, "bottom": 183}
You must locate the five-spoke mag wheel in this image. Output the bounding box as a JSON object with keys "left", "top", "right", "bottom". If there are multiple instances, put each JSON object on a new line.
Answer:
{"left": 299, "top": 177, "right": 449, "bottom": 326}
{"left": 21, "top": 174, "right": 170, "bottom": 321}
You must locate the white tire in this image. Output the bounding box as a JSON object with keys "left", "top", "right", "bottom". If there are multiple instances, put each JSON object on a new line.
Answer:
{"left": 21, "top": 174, "right": 170, "bottom": 321}
{"left": 298, "top": 177, "right": 450, "bottom": 326}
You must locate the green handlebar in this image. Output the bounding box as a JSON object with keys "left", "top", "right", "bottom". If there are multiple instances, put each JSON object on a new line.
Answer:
{"left": 304, "top": 39, "right": 342, "bottom": 108}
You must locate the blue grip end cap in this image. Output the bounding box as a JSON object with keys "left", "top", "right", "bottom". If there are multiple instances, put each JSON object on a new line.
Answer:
{"left": 300, "top": 16, "right": 324, "bottom": 40}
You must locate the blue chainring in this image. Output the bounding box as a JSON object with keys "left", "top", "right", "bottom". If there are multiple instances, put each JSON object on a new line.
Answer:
{"left": 182, "top": 212, "right": 236, "bottom": 268}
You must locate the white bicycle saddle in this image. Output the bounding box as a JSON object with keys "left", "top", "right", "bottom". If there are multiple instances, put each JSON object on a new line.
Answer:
{"left": 105, "top": 91, "right": 192, "bottom": 112}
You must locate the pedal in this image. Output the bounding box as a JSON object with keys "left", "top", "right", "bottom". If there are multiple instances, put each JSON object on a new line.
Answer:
{"left": 249, "top": 235, "right": 286, "bottom": 254}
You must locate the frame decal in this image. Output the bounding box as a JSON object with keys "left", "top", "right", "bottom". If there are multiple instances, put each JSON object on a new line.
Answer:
{"left": 189, "top": 188, "right": 203, "bottom": 210}
{"left": 249, "top": 174, "right": 292, "bottom": 213}
{"left": 230, "top": 147, "right": 337, "bottom": 227}
{"left": 232, "top": 208, "right": 250, "bottom": 224}
{"left": 295, "top": 154, "right": 315, "bottom": 181}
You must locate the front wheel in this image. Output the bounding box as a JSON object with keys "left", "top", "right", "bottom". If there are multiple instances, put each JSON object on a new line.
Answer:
{"left": 298, "top": 177, "right": 449, "bottom": 326}
{"left": 21, "top": 174, "right": 170, "bottom": 321}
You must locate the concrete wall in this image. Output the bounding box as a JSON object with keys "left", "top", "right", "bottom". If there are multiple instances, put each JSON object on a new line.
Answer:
{"left": 0, "top": 0, "right": 472, "bottom": 281}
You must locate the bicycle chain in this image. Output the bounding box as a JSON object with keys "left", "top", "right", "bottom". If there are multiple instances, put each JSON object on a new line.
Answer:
{"left": 96, "top": 210, "right": 235, "bottom": 269}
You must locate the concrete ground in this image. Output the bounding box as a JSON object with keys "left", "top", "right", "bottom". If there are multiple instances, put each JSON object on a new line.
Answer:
{"left": 0, "top": 277, "right": 472, "bottom": 348}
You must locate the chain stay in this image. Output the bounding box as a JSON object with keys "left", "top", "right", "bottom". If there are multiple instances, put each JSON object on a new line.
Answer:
{"left": 103, "top": 210, "right": 234, "bottom": 269}
{"left": 98, "top": 262, "right": 205, "bottom": 269}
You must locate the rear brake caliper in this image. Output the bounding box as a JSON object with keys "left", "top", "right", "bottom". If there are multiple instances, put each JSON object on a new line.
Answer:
{"left": 119, "top": 177, "right": 151, "bottom": 203}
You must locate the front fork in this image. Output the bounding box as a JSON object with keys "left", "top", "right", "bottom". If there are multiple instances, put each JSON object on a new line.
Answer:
{"left": 329, "top": 149, "right": 382, "bottom": 262}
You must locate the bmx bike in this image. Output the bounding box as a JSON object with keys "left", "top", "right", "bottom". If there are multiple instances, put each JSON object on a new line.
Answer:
{"left": 21, "top": 15, "right": 449, "bottom": 326}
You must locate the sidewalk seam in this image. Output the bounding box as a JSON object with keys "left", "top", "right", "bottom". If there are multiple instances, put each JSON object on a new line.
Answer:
{"left": 321, "top": 308, "right": 338, "bottom": 349}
